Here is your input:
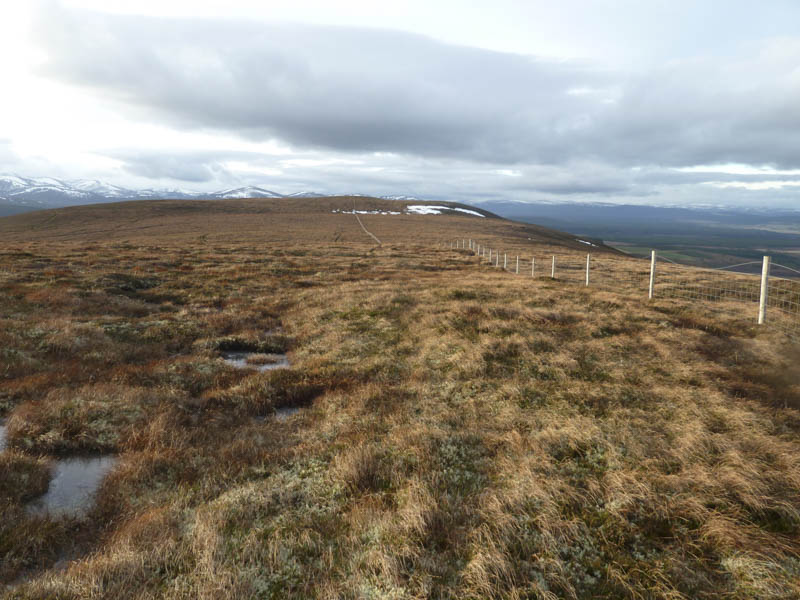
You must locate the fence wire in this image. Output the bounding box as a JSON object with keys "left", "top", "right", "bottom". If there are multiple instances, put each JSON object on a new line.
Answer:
{"left": 458, "top": 240, "right": 800, "bottom": 341}
{"left": 768, "top": 272, "right": 800, "bottom": 338}
{"left": 655, "top": 263, "right": 762, "bottom": 304}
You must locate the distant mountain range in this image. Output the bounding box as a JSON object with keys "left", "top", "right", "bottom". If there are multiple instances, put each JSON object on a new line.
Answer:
{"left": 0, "top": 174, "right": 426, "bottom": 215}
{"left": 0, "top": 174, "right": 299, "bottom": 208}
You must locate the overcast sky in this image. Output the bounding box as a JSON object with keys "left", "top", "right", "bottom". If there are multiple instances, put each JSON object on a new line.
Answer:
{"left": 1, "top": 1, "right": 800, "bottom": 207}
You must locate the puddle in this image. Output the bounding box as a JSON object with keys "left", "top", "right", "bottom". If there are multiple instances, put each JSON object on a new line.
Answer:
{"left": 0, "top": 421, "right": 6, "bottom": 452}
{"left": 222, "top": 351, "right": 289, "bottom": 371}
{"left": 275, "top": 407, "right": 300, "bottom": 421}
{"left": 26, "top": 456, "right": 117, "bottom": 517}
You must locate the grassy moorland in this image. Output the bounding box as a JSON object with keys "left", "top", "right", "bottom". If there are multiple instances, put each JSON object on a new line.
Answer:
{"left": 1, "top": 198, "right": 799, "bottom": 599}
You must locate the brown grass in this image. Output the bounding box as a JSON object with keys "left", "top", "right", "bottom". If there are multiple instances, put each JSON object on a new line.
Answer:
{"left": 0, "top": 199, "right": 798, "bottom": 598}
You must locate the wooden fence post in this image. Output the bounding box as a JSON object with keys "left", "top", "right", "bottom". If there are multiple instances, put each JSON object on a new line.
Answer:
{"left": 531, "top": 257, "right": 535, "bottom": 277}
{"left": 551, "top": 256, "right": 556, "bottom": 279}
{"left": 758, "top": 255, "right": 771, "bottom": 324}
{"left": 516, "top": 256, "right": 519, "bottom": 274}
{"left": 504, "top": 254, "right": 507, "bottom": 270}
{"left": 648, "top": 250, "right": 656, "bottom": 299}
{"left": 585, "top": 253, "right": 590, "bottom": 286}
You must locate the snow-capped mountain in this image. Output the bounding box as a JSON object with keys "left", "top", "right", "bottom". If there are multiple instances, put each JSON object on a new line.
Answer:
{"left": 68, "top": 179, "right": 132, "bottom": 198}
{"left": 0, "top": 173, "right": 435, "bottom": 215}
{"left": 0, "top": 175, "right": 98, "bottom": 207}
{"left": 286, "top": 191, "right": 325, "bottom": 198}
{"left": 0, "top": 174, "right": 303, "bottom": 208}
{"left": 212, "top": 186, "right": 283, "bottom": 199}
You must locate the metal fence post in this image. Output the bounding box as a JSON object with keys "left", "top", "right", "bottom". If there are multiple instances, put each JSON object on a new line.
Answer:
{"left": 585, "top": 253, "right": 590, "bottom": 286}
{"left": 551, "top": 256, "right": 556, "bottom": 279}
{"left": 648, "top": 250, "right": 656, "bottom": 299}
{"left": 758, "top": 255, "right": 771, "bottom": 324}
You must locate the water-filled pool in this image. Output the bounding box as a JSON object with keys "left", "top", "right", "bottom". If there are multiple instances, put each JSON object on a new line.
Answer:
{"left": 221, "top": 352, "right": 289, "bottom": 371}
{"left": 26, "top": 456, "right": 117, "bottom": 517}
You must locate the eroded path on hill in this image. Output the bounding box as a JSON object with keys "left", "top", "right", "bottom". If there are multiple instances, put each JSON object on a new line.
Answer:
{"left": 352, "top": 199, "right": 382, "bottom": 245}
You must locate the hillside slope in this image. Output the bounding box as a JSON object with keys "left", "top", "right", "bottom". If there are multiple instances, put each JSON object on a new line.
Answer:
{"left": 0, "top": 204, "right": 797, "bottom": 599}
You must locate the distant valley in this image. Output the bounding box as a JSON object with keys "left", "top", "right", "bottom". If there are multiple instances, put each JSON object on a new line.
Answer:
{"left": 476, "top": 200, "right": 800, "bottom": 273}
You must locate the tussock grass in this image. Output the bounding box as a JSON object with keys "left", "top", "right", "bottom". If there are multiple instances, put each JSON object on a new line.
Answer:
{"left": 0, "top": 219, "right": 799, "bottom": 598}
{"left": 0, "top": 451, "right": 51, "bottom": 503}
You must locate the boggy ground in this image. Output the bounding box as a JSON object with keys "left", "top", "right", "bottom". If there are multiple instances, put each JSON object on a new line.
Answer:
{"left": 1, "top": 238, "right": 799, "bottom": 599}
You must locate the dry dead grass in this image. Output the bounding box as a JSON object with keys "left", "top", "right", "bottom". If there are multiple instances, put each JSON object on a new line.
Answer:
{"left": 0, "top": 202, "right": 799, "bottom": 598}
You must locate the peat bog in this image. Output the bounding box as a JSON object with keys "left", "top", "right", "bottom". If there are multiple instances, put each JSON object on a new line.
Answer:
{"left": 1, "top": 203, "right": 799, "bottom": 599}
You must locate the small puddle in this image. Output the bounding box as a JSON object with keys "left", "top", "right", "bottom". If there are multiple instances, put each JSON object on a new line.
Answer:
{"left": 222, "top": 351, "right": 289, "bottom": 372}
{"left": 275, "top": 406, "right": 300, "bottom": 421}
{"left": 26, "top": 456, "right": 117, "bottom": 517}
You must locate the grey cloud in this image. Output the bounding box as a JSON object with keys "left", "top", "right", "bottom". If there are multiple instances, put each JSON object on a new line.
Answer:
{"left": 115, "top": 153, "right": 226, "bottom": 182}
{"left": 33, "top": 7, "right": 800, "bottom": 171}
{"left": 106, "top": 149, "right": 249, "bottom": 183}
{"left": 32, "top": 6, "right": 610, "bottom": 164}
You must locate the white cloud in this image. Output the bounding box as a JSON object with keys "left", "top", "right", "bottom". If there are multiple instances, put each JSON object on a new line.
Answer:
{"left": 677, "top": 164, "right": 800, "bottom": 176}
{"left": 704, "top": 180, "right": 800, "bottom": 191}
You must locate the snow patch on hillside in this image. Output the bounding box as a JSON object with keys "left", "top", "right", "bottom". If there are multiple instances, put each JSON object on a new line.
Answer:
{"left": 451, "top": 208, "right": 485, "bottom": 217}
{"left": 407, "top": 205, "right": 485, "bottom": 217}
{"left": 332, "top": 209, "right": 402, "bottom": 215}
{"left": 332, "top": 205, "right": 486, "bottom": 217}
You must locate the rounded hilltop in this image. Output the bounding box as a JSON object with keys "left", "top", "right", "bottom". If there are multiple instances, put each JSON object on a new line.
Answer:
{"left": 0, "top": 195, "right": 616, "bottom": 253}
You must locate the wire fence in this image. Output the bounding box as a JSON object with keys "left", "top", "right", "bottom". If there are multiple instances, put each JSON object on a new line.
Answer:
{"left": 769, "top": 271, "right": 800, "bottom": 338}
{"left": 450, "top": 239, "right": 800, "bottom": 340}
